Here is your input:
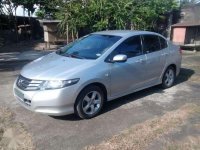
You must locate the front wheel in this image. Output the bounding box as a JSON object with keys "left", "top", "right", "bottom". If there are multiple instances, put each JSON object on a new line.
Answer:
{"left": 75, "top": 85, "right": 105, "bottom": 119}
{"left": 162, "top": 66, "right": 176, "bottom": 89}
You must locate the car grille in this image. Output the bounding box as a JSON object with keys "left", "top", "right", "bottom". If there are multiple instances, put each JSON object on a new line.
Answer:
{"left": 17, "top": 75, "right": 43, "bottom": 91}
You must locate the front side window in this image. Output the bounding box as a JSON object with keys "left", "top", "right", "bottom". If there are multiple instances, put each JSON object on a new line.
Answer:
{"left": 57, "top": 34, "right": 121, "bottom": 59}
{"left": 110, "top": 36, "right": 142, "bottom": 58}
{"left": 142, "top": 35, "right": 161, "bottom": 53}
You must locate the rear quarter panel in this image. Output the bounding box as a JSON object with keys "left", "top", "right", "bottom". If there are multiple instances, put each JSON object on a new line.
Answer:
{"left": 160, "top": 41, "right": 182, "bottom": 82}
{"left": 166, "top": 41, "right": 182, "bottom": 76}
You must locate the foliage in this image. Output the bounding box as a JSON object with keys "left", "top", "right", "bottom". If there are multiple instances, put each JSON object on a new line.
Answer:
{"left": 0, "top": 0, "right": 16, "bottom": 16}
{"left": 34, "top": 0, "right": 60, "bottom": 19}
{"left": 51, "top": 0, "right": 178, "bottom": 37}
{"left": 35, "top": 8, "right": 45, "bottom": 19}
{"left": 0, "top": 0, "right": 3, "bottom": 14}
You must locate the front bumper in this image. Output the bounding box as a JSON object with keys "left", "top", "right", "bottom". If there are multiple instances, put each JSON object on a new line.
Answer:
{"left": 13, "top": 80, "right": 78, "bottom": 116}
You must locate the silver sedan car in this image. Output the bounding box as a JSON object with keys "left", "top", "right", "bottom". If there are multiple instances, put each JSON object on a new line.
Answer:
{"left": 13, "top": 30, "right": 182, "bottom": 119}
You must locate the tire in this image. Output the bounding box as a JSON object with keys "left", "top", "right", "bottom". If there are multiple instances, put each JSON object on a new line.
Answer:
{"left": 162, "top": 66, "right": 176, "bottom": 89}
{"left": 75, "top": 85, "right": 105, "bottom": 119}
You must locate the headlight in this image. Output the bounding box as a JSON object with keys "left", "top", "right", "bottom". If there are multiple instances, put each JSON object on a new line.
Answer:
{"left": 40, "top": 78, "right": 80, "bottom": 90}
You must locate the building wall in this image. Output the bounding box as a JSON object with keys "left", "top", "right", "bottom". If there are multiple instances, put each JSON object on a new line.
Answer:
{"left": 172, "top": 27, "right": 186, "bottom": 45}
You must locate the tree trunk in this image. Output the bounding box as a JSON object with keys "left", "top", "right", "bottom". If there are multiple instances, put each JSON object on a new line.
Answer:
{"left": 28, "top": 10, "right": 32, "bottom": 40}
{"left": 76, "top": 30, "right": 79, "bottom": 39}
{"left": 23, "top": 7, "right": 27, "bottom": 40}
{"left": 130, "top": 22, "right": 134, "bottom": 30}
{"left": 14, "top": 7, "right": 18, "bottom": 42}
{"left": 72, "top": 30, "right": 74, "bottom": 42}
{"left": 67, "top": 24, "right": 69, "bottom": 44}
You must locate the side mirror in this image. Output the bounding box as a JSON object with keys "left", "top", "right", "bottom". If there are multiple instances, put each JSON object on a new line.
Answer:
{"left": 112, "top": 54, "right": 127, "bottom": 63}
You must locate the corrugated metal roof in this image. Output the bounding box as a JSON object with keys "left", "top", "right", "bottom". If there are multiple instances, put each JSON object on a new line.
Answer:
{"left": 172, "top": 21, "right": 200, "bottom": 27}
{"left": 39, "top": 20, "right": 61, "bottom": 24}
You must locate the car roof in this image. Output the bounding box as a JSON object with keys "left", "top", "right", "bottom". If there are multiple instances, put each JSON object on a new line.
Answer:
{"left": 93, "top": 30, "right": 162, "bottom": 38}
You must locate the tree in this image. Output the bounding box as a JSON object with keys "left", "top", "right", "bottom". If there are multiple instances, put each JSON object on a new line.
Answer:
{"left": 0, "top": 0, "right": 4, "bottom": 14}
{"left": 35, "top": 0, "right": 179, "bottom": 40}
{"left": 0, "top": 0, "right": 16, "bottom": 16}
{"left": 35, "top": 0, "right": 59, "bottom": 19}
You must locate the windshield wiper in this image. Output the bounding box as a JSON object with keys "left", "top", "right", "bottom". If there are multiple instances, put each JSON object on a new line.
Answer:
{"left": 63, "top": 53, "right": 85, "bottom": 59}
{"left": 70, "top": 54, "right": 85, "bottom": 59}
{"left": 56, "top": 48, "right": 63, "bottom": 54}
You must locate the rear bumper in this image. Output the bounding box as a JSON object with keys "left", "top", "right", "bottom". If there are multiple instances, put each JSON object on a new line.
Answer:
{"left": 13, "top": 80, "right": 79, "bottom": 116}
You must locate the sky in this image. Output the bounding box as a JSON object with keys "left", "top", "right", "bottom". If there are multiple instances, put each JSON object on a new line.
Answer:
{"left": 3, "top": 5, "right": 38, "bottom": 17}
{"left": 16, "top": 6, "right": 28, "bottom": 16}
{"left": 16, "top": 5, "right": 38, "bottom": 17}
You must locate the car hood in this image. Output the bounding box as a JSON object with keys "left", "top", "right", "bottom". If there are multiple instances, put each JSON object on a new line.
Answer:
{"left": 21, "top": 52, "right": 93, "bottom": 80}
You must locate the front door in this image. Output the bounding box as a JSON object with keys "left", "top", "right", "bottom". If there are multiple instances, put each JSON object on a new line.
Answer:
{"left": 109, "top": 36, "right": 147, "bottom": 98}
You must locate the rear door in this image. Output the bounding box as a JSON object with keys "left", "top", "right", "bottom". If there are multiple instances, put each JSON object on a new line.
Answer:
{"left": 142, "top": 34, "right": 167, "bottom": 84}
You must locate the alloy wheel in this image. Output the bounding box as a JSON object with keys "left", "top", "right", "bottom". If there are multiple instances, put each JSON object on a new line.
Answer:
{"left": 82, "top": 91, "right": 102, "bottom": 115}
{"left": 164, "top": 68, "right": 175, "bottom": 87}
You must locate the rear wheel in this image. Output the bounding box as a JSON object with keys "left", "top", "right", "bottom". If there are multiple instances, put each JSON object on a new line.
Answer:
{"left": 162, "top": 66, "right": 175, "bottom": 89}
{"left": 75, "top": 85, "right": 104, "bottom": 119}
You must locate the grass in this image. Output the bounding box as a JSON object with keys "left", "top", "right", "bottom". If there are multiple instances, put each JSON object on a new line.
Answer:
{"left": 165, "top": 136, "right": 200, "bottom": 150}
{"left": 85, "top": 103, "right": 200, "bottom": 150}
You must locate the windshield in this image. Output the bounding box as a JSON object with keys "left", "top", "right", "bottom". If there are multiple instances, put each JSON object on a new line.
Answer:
{"left": 56, "top": 34, "right": 121, "bottom": 59}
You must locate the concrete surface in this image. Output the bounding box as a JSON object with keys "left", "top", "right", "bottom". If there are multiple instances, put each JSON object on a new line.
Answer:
{"left": 0, "top": 52, "right": 200, "bottom": 150}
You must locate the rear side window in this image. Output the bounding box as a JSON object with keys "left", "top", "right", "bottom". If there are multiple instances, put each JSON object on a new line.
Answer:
{"left": 142, "top": 35, "right": 161, "bottom": 53}
{"left": 112, "top": 36, "right": 142, "bottom": 58}
{"left": 159, "top": 37, "right": 168, "bottom": 49}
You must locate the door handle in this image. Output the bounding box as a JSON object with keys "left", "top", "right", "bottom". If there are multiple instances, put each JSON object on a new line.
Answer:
{"left": 161, "top": 53, "right": 169, "bottom": 56}
{"left": 136, "top": 59, "right": 145, "bottom": 63}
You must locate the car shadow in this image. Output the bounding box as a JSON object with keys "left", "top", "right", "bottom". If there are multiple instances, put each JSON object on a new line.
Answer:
{"left": 175, "top": 68, "right": 195, "bottom": 86}
{"left": 101, "top": 67, "right": 195, "bottom": 115}
{"left": 52, "top": 67, "right": 195, "bottom": 121}
{"left": 51, "top": 114, "right": 81, "bottom": 121}
{"left": 102, "top": 67, "right": 195, "bottom": 114}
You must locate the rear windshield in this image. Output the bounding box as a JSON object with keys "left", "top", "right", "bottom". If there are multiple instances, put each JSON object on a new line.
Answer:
{"left": 57, "top": 34, "right": 121, "bottom": 59}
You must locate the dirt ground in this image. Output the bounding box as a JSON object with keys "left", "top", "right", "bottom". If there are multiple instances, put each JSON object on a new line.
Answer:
{"left": 0, "top": 107, "right": 34, "bottom": 149}
{"left": 0, "top": 51, "right": 200, "bottom": 150}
